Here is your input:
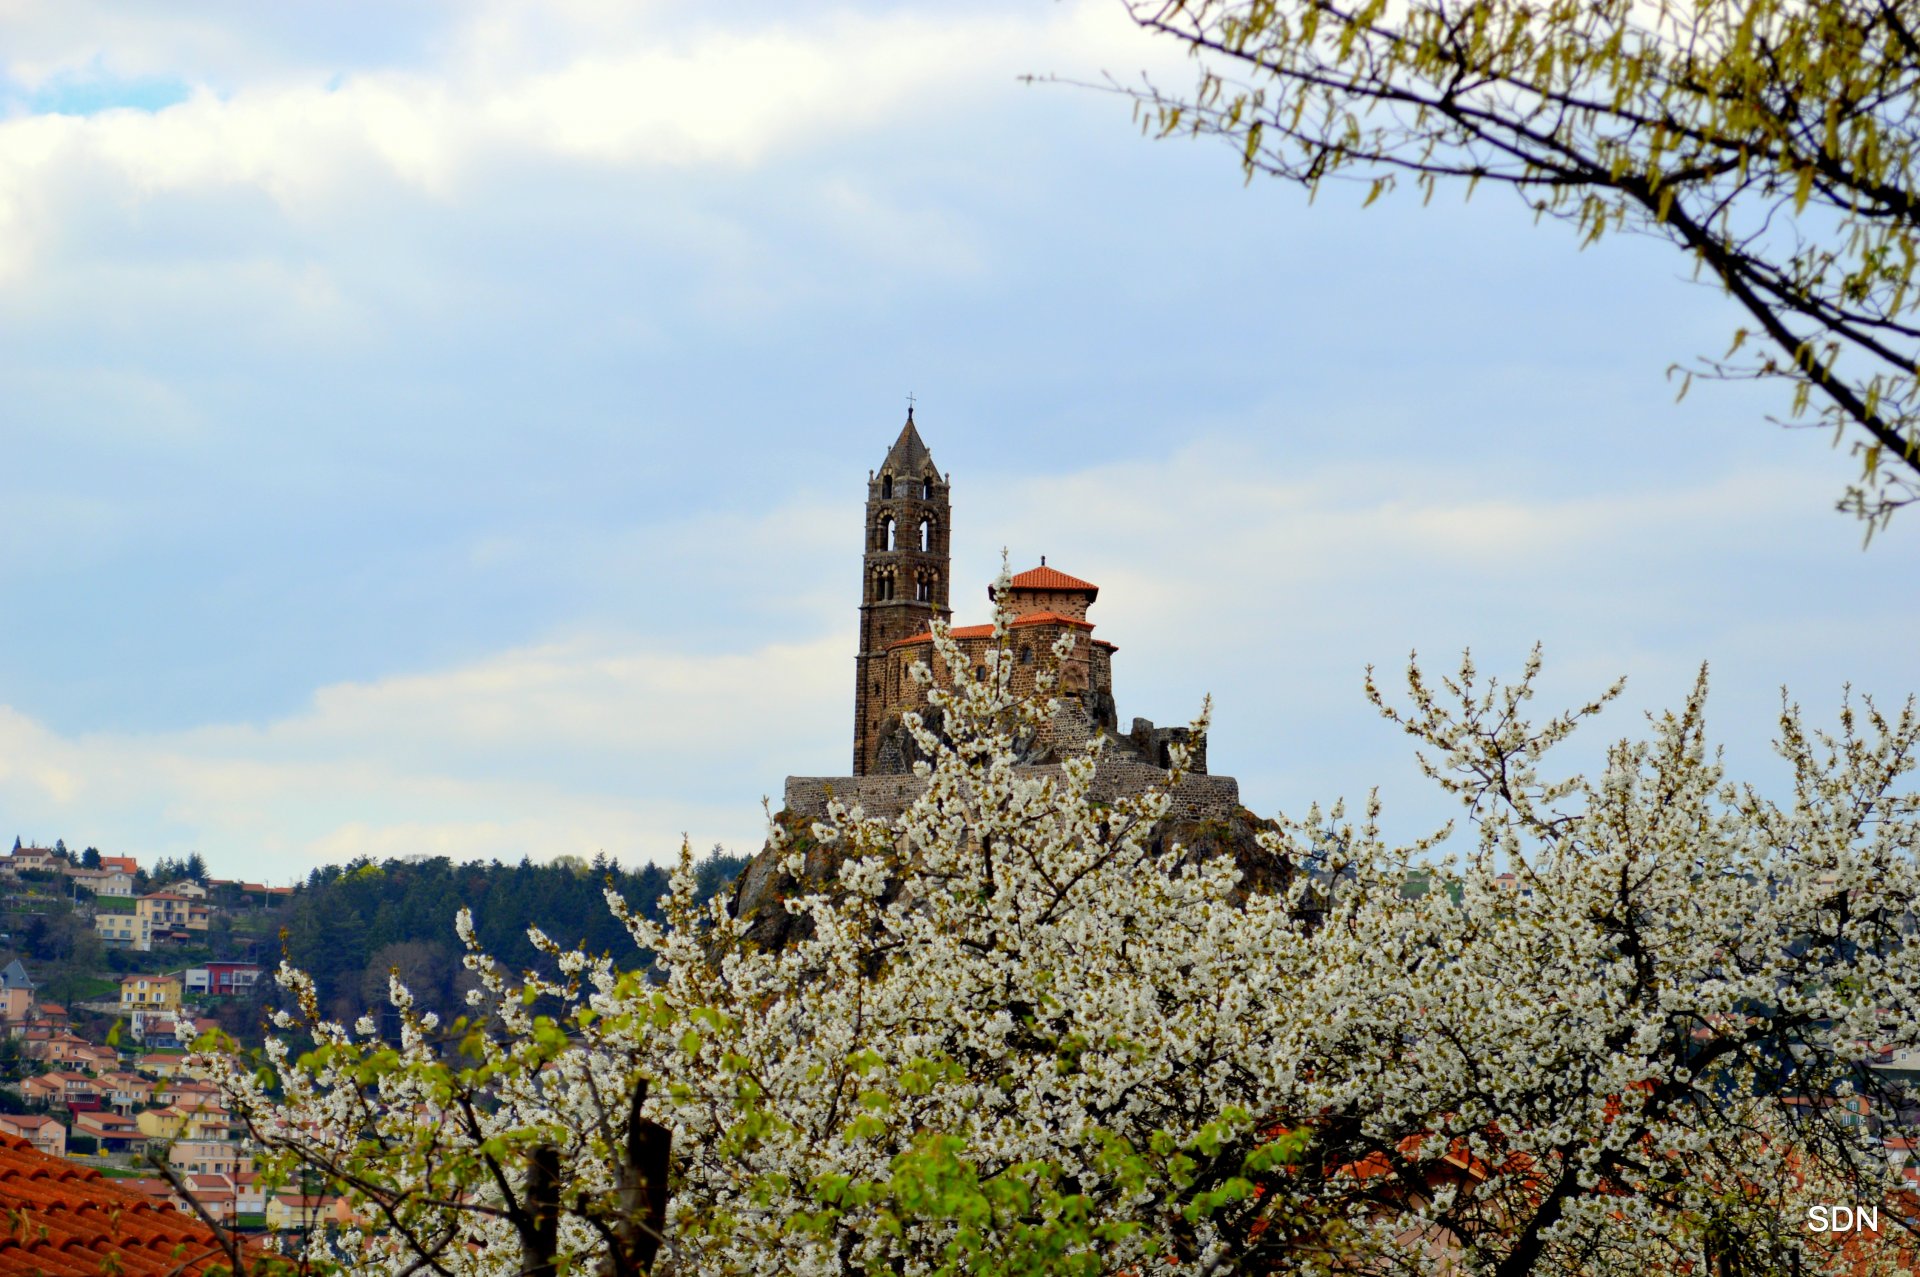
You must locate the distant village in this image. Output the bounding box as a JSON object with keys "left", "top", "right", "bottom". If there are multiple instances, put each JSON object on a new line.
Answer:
{"left": 0, "top": 842, "right": 342, "bottom": 1237}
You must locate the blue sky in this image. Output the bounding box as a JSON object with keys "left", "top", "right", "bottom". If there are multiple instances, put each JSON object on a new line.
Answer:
{"left": 1, "top": 0, "right": 1915, "bottom": 881}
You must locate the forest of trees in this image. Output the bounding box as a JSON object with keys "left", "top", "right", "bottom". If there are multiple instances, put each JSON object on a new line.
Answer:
{"left": 275, "top": 848, "right": 747, "bottom": 1027}
{"left": 0, "top": 843, "right": 749, "bottom": 1042}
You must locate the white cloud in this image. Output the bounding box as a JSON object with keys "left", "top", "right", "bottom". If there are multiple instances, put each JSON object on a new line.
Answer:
{"left": 0, "top": 2, "right": 1172, "bottom": 248}
{"left": 4, "top": 447, "right": 1908, "bottom": 885}
{"left": 0, "top": 630, "right": 847, "bottom": 880}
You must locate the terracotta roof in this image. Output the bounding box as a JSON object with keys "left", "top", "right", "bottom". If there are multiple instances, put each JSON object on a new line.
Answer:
{"left": 1006, "top": 611, "right": 1094, "bottom": 631}
{"left": 1003, "top": 565, "right": 1098, "bottom": 593}
{"left": 887, "top": 612, "right": 1104, "bottom": 651}
{"left": 0, "top": 1133, "right": 239, "bottom": 1274}
{"left": 887, "top": 624, "right": 997, "bottom": 649}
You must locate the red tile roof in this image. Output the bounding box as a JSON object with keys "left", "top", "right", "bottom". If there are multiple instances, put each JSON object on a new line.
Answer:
{"left": 887, "top": 624, "right": 997, "bottom": 650}
{"left": 1006, "top": 611, "right": 1093, "bottom": 630}
{"left": 0, "top": 1134, "right": 240, "bottom": 1274}
{"left": 1005, "top": 565, "right": 1097, "bottom": 593}
{"left": 888, "top": 612, "right": 1101, "bottom": 650}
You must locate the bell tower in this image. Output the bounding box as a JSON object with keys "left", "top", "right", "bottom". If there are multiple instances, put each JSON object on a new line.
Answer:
{"left": 853, "top": 408, "right": 951, "bottom": 774}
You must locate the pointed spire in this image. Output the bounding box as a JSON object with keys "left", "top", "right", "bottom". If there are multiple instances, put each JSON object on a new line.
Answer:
{"left": 880, "top": 411, "right": 935, "bottom": 478}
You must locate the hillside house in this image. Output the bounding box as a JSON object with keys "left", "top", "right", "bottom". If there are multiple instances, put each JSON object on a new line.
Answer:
{"left": 0, "top": 1114, "right": 66, "bottom": 1158}
{"left": 136, "top": 1102, "right": 233, "bottom": 1144}
{"left": 183, "top": 962, "right": 261, "bottom": 997}
{"left": 94, "top": 910, "right": 150, "bottom": 949}
{"left": 178, "top": 1173, "right": 237, "bottom": 1223}
{"left": 72, "top": 1111, "right": 144, "bottom": 1153}
{"left": 98, "top": 1070, "right": 158, "bottom": 1110}
{"left": 66, "top": 865, "right": 135, "bottom": 896}
{"left": 24, "top": 1071, "right": 99, "bottom": 1111}
{"left": 23, "top": 1032, "right": 94, "bottom": 1067}
{"left": 136, "top": 891, "right": 208, "bottom": 943}
{"left": 169, "top": 1139, "right": 249, "bottom": 1178}
{"left": 130, "top": 1011, "right": 196, "bottom": 1048}
{"left": 265, "top": 1192, "right": 350, "bottom": 1233}
{"left": 7, "top": 847, "right": 56, "bottom": 873}
{"left": 0, "top": 960, "right": 33, "bottom": 1025}
{"left": 119, "top": 973, "right": 181, "bottom": 1010}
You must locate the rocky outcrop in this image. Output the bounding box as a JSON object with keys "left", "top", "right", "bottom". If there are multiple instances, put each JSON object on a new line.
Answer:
{"left": 726, "top": 805, "right": 1293, "bottom": 955}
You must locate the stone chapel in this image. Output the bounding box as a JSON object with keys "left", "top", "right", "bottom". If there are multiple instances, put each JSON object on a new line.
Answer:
{"left": 781, "top": 412, "right": 1241, "bottom": 823}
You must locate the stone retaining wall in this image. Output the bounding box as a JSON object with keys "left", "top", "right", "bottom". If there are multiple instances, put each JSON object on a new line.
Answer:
{"left": 784, "top": 762, "right": 1239, "bottom": 822}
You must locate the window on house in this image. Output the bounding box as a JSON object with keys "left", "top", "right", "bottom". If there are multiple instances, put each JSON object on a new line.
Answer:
{"left": 1019, "top": 646, "right": 1033, "bottom": 665}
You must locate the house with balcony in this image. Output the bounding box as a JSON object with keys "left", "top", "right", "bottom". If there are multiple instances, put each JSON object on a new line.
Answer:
{"left": 135, "top": 891, "right": 208, "bottom": 944}
{"left": 168, "top": 1138, "right": 249, "bottom": 1178}
{"left": 137, "top": 1100, "right": 233, "bottom": 1145}
{"left": 0, "top": 1114, "right": 65, "bottom": 1158}
{"left": 119, "top": 973, "right": 181, "bottom": 1011}
{"left": 23, "top": 1070, "right": 99, "bottom": 1112}
{"left": 97, "top": 1070, "right": 158, "bottom": 1111}
{"left": 183, "top": 962, "right": 262, "bottom": 997}
{"left": 91, "top": 910, "right": 150, "bottom": 950}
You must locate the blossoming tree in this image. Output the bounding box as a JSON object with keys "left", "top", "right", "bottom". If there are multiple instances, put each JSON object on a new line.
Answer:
{"left": 204, "top": 597, "right": 1920, "bottom": 1275}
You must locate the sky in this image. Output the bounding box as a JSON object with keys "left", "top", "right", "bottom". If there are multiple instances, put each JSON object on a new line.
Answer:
{"left": 1, "top": 0, "right": 1916, "bottom": 884}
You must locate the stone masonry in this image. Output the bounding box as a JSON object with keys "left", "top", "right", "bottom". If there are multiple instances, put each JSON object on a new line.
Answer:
{"left": 789, "top": 412, "right": 1243, "bottom": 824}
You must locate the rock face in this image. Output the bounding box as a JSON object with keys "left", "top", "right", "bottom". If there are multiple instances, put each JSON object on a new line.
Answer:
{"left": 727, "top": 805, "right": 1294, "bottom": 955}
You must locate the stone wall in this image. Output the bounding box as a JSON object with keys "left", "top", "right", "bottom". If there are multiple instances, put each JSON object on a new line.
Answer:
{"left": 784, "top": 760, "right": 1240, "bottom": 823}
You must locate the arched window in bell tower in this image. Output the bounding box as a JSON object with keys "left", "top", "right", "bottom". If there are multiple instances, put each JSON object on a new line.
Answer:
{"left": 884, "top": 517, "right": 896, "bottom": 551}
{"left": 918, "top": 518, "right": 930, "bottom": 552}
{"left": 922, "top": 476, "right": 934, "bottom": 499}
{"left": 881, "top": 475, "right": 894, "bottom": 499}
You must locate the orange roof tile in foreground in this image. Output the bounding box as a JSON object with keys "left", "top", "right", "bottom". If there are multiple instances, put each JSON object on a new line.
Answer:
{"left": 1003, "top": 565, "right": 1098, "bottom": 593}
{"left": 0, "top": 1134, "right": 240, "bottom": 1275}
